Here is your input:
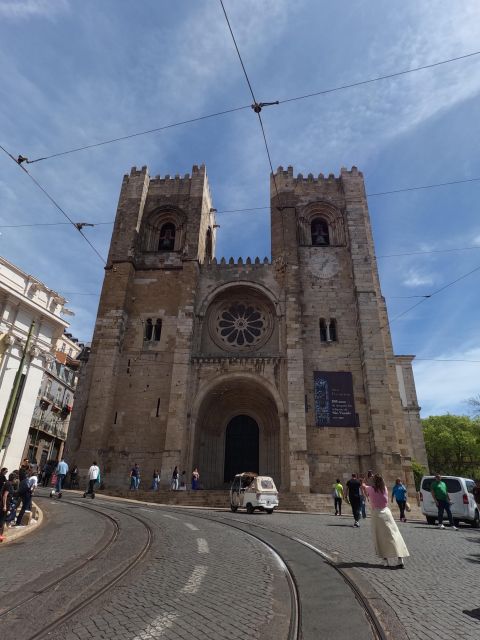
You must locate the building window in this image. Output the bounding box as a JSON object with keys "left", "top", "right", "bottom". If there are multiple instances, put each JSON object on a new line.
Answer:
{"left": 145, "top": 318, "right": 153, "bottom": 341}
{"left": 158, "top": 223, "right": 176, "bottom": 251}
{"left": 205, "top": 227, "right": 213, "bottom": 261}
{"left": 154, "top": 319, "right": 162, "bottom": 341}
{"left": 144, "top": 318, "right": 162, "bottom": 343}
{"left": 311, "top": 218, "right": 329, "bottom": 246}
{"left": 320, "top": 318, "right": 337, "bottom": 342}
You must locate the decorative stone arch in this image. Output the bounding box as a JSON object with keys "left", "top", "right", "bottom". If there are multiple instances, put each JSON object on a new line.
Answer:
{"left": 188, "top": 373, "right": 287, "bottom": 489}
{"left": 298, "top": 201, "right": 346, "bottom": 246}
{"left": 197, "top": 280, "right": 281, "bottom": 318}
{"left": 140, "top": 206, "right": 186, "bottom": 252}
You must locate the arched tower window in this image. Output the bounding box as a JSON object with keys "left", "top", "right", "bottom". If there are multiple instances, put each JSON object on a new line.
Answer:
{"left": 158, "top": 223, "right": 176, "bottom": 251}
{"left": 144, "top": 318, "right": 153, "bottom": 341}
{"left": 311, "top": 218, "right": 330, "bottom": 246}
{"left": 205, "top": 227, "right": 213, "bottom": 261}
{"left": 319, "top": 319, "right": 327, "bottom": 342}
{"left": 154, "top": 319, "right": 162, "bottom": 341}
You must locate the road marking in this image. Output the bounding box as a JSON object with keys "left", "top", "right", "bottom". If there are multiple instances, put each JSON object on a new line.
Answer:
{"left": 184, "top": 522, "right": 199, "bottom": 531}
{"left": 139, "top": 507, "right": 155, "bottom": 513}
{"left": 197, "top": 538, "right": 209, "bottom": 554}
{"left": 132, "top": 612, "right": 177, "bottom": 638}
{"left": 161, "top": 514, "right": 178, "bottom": 520}
{"left": 181, "top": 565, "right": 208, "bottom": 594}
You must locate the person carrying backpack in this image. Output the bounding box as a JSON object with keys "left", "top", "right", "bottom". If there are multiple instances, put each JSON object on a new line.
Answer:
{"left": 15, "top": 470, "right": 33, "bottom": 527}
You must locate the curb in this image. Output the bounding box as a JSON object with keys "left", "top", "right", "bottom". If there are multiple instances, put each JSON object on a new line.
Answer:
{"left": 1, "top": 501, "right": 44, "bottom": 544}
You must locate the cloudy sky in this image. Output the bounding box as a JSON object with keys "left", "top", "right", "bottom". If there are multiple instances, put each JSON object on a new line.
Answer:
{"left": 1, "top": 0, "right": 479, "bottom": 417}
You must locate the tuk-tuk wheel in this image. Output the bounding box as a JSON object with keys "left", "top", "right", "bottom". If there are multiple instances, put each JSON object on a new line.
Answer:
{"left": 266, "top": 509, "right": 274, "bottom": 515}
{"left": 246, "top": 504, "right": 254, "bottom": 514}
{"left": 230, "top": 504, "right": 238, "bottom": 513}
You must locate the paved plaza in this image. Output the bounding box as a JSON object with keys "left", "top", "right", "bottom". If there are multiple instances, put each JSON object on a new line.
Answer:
{"left": 1, "top": 492, "right": 479, "bottom": 640}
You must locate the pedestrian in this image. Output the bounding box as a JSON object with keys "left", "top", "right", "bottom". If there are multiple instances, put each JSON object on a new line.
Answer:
{"left": 362, "top": 473, "right": 409, "bottom": 568}
{"left": 54, "top": 458, "right": 69, "bottom": 497}
{"left": 0, "top": 473, "right": 15, "bottom": 542}
{"left": 171, "top": 466, "right": 179, "bottom": 491}
{"left": 70, "top": 464, "right": 79, "bottom": 489}
{"left": 366, "top": 469, "right": 374, "bottom": 486}
{"left": 191, "top": 467, "right": 200, "bottom": 490}
{"left": 473, "top": 479, "right": 480, "bottom": 507}
{"left": 0, "top": 467, "right": 7, "bottom": 494}
{"left": 180, "top": 470, "right": 186, "bottom": 490}
{"left": 84, "top": 461, "right": 100, "bottom": 499}
{"left": 332, "top": 478, "right": 344, "bottom": 515}
{"left": 359, "top": 476, "right": 367, "bottom": 519}
{"left": 151, "top": 469, "right": 160, "bottom": 491}
{"left": 15, "top": 469, "right": 33, "bottom": 527}
{"left": 129, "top": 463, "right": 140, "bottom": 490}
{"left": 345, "top": 473, "right": 362, "bottom": 527}
{"left": 391, "top": 478, "right": 408, "bottom": 522}
{"left": 430, "top": 473, "right": 458, "bottom": 530}
{"left": 42, "top": 460, "right": 54, "bottom": 487}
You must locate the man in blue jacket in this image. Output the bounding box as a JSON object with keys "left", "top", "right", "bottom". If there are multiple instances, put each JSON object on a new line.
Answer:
{"left": 55, "top": 458, "right": 69, "bottom": 498}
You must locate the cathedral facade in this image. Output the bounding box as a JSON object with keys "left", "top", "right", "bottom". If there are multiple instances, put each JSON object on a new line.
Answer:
{"left": 68, "top": 163, "right": 427, "bottom": 492}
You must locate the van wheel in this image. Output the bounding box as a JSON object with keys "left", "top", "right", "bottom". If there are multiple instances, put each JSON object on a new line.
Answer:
{"left": 453, "top": 519, "right": 460, "bottom": 527}
{"left": 266, "top": 509, "right": 274, "bottom": 515}
{"left": 426, "top": 516, "right": 436, "bottom": 525}
{"left": 472, "top": 511, "right": 480, "bottom": 529}
{"left": 246, "top": 504, "right": 254, "bottom": 514}
{"left": 230, "top": 504, "right": 238, "bottom": 513}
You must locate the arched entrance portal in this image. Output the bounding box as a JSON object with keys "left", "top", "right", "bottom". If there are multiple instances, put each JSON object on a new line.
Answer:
{"left": 224, "top": 415, "right": 259, "bottom": 482}
{"left": 192, "top": 375, "right": 284, "bottom": 489}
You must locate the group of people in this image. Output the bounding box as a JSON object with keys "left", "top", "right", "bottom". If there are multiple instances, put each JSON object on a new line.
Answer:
{"left": 128, "top": 464, "right": 201, "bottom": 491}
{"left": 333, "top": 471, "right": 410, "bottom": 568}
{"left": 0, "top": 462, "right": 39, "bottom": 541}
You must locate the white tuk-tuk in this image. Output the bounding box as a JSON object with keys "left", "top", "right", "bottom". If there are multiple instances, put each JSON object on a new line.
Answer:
{"left": 230, "top": 472, "right": 279, "bottom": 514}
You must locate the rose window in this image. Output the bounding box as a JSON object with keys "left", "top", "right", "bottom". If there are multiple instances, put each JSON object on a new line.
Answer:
{"left": 215, "top": 303, "right": 268, "bottom": 349}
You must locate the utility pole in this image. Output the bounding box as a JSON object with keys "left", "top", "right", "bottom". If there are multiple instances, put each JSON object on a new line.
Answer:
{"left": 0, "top": 320, "right": 35, "bottom": 453}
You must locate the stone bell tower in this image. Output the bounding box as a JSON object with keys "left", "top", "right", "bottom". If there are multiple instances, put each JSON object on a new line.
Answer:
{"left": 70, "top": 164, "right": 217, "bottom": 485}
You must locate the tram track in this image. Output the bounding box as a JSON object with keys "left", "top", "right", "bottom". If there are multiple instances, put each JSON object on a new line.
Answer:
{"left": 157, "top": 505, "right": 386, "bottom": 640}
{"left": 1, "top": 495, "right": 154, "bottom": 640}
{"left": 3, "top": 492, "right": 388, "bottom": 640}
{"left": 0, "top": 498, "right": 120, "bottom": 620}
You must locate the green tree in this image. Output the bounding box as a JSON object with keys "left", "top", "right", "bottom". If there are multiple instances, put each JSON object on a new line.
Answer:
{"left": 422, "top": 414, "right": 480, "bottom": 477}
{"left": 411, "top": 459, "right": 427, "bottom": 491}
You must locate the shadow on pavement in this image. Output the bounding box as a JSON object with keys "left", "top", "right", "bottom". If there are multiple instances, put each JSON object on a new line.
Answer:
{"left": 335, "top": 561, "right": 387, "bottom": 569}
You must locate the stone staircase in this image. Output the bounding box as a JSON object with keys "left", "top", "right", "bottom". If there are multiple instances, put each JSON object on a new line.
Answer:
{"left": 103, "top": 488, "right": 424, "bottom": 519}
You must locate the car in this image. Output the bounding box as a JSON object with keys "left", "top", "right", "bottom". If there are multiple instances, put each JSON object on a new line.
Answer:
{"left": 230, "top": 472, "right": 279, "bottom": 514}
{"left": 420, "top": 475, "right": 480, "bottom": 528}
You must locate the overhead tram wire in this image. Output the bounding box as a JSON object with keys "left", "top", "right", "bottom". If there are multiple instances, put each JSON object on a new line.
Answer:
{"left": 15, "top": 43, "right": 478, "bottom": 166}
{"left": 218, "top": 0, "right": 281, "bottom": 201}
{"left": 0, "top": 144, "right": 106, "bottom": 264}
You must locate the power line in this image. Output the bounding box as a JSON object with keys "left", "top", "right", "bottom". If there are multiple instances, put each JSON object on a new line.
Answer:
{"left": 391, "top": 261, "right": 480, "bottom": 322}
{"left": 414, "top": 358, "right": 480, "bottom": 363}
{"left": 219, "top": 0, "right": 281, "bottom": 200}
{"left": 377, "top": 245, "right": 480, "bottom": 258}
{"left": 0, "top": 143, "right": 106, "bottom": 264}
{"left": 16, "top": 49, "right": 480, "bottom": 165}
{"left": 0, "top": 221, "right": 113, "bottom": 229}
{"left": 278, "top": 49, "right": 480, "bottom": 106}
{"left": 23, "top": 105, "right": 250, "bottom": 164}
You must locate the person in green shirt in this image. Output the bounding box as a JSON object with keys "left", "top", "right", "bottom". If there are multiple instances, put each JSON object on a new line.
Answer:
{"left": 431, "top": 474, "right": 457, "bottom": 530}
{"left": 332, "top": 478, "right": 344, "bottom": 516}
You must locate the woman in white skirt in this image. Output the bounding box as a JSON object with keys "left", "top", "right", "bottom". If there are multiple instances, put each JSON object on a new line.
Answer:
{"left": 362, "top": 474, "right": 409, "bottom": 568}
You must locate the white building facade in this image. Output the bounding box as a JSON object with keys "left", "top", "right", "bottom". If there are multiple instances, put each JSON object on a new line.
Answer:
{"left": 0, "top": 257, "right": 70, "bottom": 471}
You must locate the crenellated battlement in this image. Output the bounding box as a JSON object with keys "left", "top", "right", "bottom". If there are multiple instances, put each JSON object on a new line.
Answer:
{"left": 201, "top": 256, "right": 271, "bottom": 269}
{"left": 271, "top": 165, "right": 363, "bottom": 188}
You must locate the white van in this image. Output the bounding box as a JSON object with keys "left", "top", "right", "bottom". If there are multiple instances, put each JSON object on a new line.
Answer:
{"left": 420, "top": 475, "right": 479, "bottom": 528}
{"left": 230, "top": 472, "right": 279, "bottom": 514}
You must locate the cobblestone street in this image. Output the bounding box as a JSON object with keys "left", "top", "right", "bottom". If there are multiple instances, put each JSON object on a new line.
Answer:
{"left": 2, "top": 493, "right": 479, "bottom": 640}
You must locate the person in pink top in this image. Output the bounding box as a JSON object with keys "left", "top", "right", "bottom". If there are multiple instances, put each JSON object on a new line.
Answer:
{"left": 362, "top": 474, "right": 409, "bottom": 569}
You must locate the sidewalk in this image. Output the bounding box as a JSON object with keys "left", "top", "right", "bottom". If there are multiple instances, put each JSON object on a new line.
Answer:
{"left": 1, "top": 501, "right": 43, "bottom": 544}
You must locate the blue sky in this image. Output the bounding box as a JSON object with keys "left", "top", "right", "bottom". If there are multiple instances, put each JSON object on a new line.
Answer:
{"left": 1, "top": 0, "right": 479, "bottom": 417}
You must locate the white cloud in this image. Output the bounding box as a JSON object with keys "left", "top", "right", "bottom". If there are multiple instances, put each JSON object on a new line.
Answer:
{"left": 414, "top": 346, "right": 480, "bottom": 416}
{"left": 0, "top": 0, "right": 68, "bottom": 19}
{"left": 403, "top": 269, "right": 434, "bottom": 287}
